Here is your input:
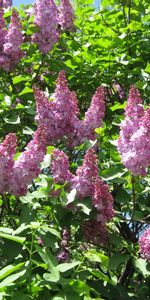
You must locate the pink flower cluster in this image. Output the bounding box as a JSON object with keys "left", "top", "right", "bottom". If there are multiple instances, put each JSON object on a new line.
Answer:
{"left": 58, "top": 0, "right": 75, "bottom": 32}
{"left": 113, "top": 82, "right": 125, "bottom": 99}
{"left": 51, "top": 148, "right": 114, "bottom": 242}
{"left": 51, "top": 149, "right": 73, "bottom": 184}
{"left": 57, "top": 228, "right": 70, "bottom": 263}
{"left": 2, "top": 0, "right": 12, "bottom": 8}
{"left": 118, "top": 86, "right": 150, "bottom": 176}
{"left": 33, "top": 0, "right": 74, "bottom": 53}
{"left": 0, "top": 8, "right": 6, "bottom": 52}
{"left": 0, "top": 9, "right": 23, "bottom": 71}
{"left": 0, "top": 133, "right": 17, "bottom": 194}
{"left": 34, "top": 70, "right": 106, "bottom": 147}
{"left": 0, "top": 126, "right": 46, "bottom": 196}
{"left": 139, "top": 227, "right": 150, "bottom": 263}
{"left": 33, "top": 0, "right": 59, "bottom": 54}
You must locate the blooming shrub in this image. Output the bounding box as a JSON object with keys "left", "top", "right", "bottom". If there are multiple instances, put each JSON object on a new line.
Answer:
{"left": 0, "top": 0, "right": 150, "bottom": 299}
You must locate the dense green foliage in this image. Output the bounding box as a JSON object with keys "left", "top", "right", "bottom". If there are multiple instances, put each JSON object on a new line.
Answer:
{"left": 0, "top": 0, "right": 150, "bottom": 299}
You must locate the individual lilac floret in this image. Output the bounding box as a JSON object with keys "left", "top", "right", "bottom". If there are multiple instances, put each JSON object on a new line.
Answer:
{"left": 51, "top": 149, "right": 74, "bottom": 183}
{"left": 0, "top": 9, "right": 23, "bottom": 71}
{"left": 9, "top": 126, "right": 46, "bottom": 196}
{"left": 33, "top": 0, "right": 59, "bottom": 54}
{"left": 139, "top": 227, "right": 150, "bottom": 263}
{"left": 117, "top": 85, "right": 150, "bottom": 176}
{"left": 58, "top": 0, "right": 75, "bottom": 32}
{"left": 0, "top": 133, "right": 17, "bottom": 194}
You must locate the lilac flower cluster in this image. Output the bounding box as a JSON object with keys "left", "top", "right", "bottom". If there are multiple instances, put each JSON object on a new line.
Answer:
{"left": 51, "top": 149, "right": 73, "bottom": 184}
{"left": 0, "top": 133, "right": 17, "bottom": 194}
{"left": 0, "top": 8, "right": 6, "bottom": 53}
{"left": 0, "top": 126, "right": 46, "bottom": 196}
{"left": 33, "top": 0, "right": 59, "bottom": 54}
{"left": 33, "top": 0, "right": 74, "bottom": 54}
{"left": 34, "top": 70, "right": 106, "bottom": 147}
{"left": 113, "top": 82, "right": 125, "bottom": 99}
{"left": 51, "top": 148, "right": 114, "bottom": 243}
{"left": 2, "top": 0, "right": 12, "bottom": 8}
{"left": 139, "top": 227, "right": 150, "bottom": 263}
{"left": 58, "top": 0, "right": 75, "bottom": 32}
{"left": 0, "top": 9, "right": 23, "bottom": 71}
{"left": 82, "top": 220, "right": 108, "bottom": 244}
{"left": 118, "top": 86, "right": 150, "bottom": 176}
{"left": 71, "top": 149, "right": 98, "bottom": 198}
{"left": 57, "top": 228, "right": 70, "bottom": 263}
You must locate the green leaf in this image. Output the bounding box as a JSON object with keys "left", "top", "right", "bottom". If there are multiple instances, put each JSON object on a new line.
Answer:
{"left": 85, "top": 250, "right": 109, "bottom": 268}
{"left": 0, "top": 227, "right": 13, "bottom": 234}
{"left": 134, "top": 258, "right": 150, "bottom": 276}
{"left": 110, "top": 102, "right": 126, "bottom": 111}
{"left": 51, "top": 296, "right": 64, "bottom": 300}
{"left": 4, "top": 115, "right": 20, "bottom": 124}
{"left": 56, "top": 261, "right": 80, "bottom": 273}
{"left": 70, "top": 279, "right": 90, "bottom": 294}
{"left": 0, "top": 269, "right": 26, "bottom": 289}
{"left": 19, "top": 87, "right": 33, "bottom": 96}
{"left": 0, "top": 263, "right": 25, "bottom": 280}
{"left": 77, "top": 203, "right": 91, "bottom": 215}
{"left": 101, "top": 166, "right": 126, "bottom": 181}
{"left": 43, "top": 272, "right": 60, "bottom": 283}
{"left": 109, "top": 254, "right": 129, "bottom": 270}
{"left": 66, "top": 189, "right": 77, "bottom": 205}
{"left": 145, "top": 63, "right": 150, "bottom": 73}
{"left": 13, "top": 76, "right": 29, "bottom": 85}
{"left": 23, "top": 126, "right": 34, "bottom": 135}
{"left": 0, "top": 231, "right": 25, "bottom": 244}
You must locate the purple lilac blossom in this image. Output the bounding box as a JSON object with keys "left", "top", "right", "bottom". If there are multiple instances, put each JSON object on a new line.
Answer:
{"left": 0, "top": 9, "right": 23, "bottom": 71}
{"left": 139, "top": 227, "right": 150, "bottom": 262}
{"left": 118, "top": 85, "right": 150, "bottom": 176}
{"left": 0, "top": 133, "right": 17, "bottom": 194}
{"left": 9, "top": 126, "right": 46, "bottom": 196}
{"left": 34, "top": 71, "right": 106, "bottom": 147}
{"left": 51, "top": 148, "right": 114, "bottom": 244}
{"left": 57, "top": 228, "right": 70, "bottom": 263}
{"left": 51, "top": 149, "right": 74, "bottom": 183}
{"left": 58, "top": 0, "right": 75, "bottom": 32}
{"left": 71, "top": 149, "right": 98, "bottom": 198}
{"left": 33, "top": 0, "right": 59, "bottom": 54}
{"left": 3, "top": 0, "right": 12, "bottom": 8}
{"left": 0, "top": 8, "right": 6, "bottom": 52}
